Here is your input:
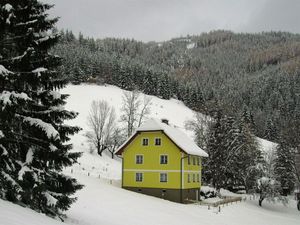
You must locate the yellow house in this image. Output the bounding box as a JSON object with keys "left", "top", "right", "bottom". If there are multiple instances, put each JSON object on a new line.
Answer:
{"left": 116, "top": 118, "right": 208, "bottom": 203}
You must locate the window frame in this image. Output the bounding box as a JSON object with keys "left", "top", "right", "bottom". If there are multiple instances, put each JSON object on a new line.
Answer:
{"left": 155, "top": 137, "right": 161, "bottom": 146}
{"left": 193, "top": 173, "right": 196, "bottom": 182}
{"left": 188, "top": 156, "right": 190, "bottom": 165}
{"left": 160, "top": 173, "right": 168, "bottom": 183}
{"left": 188, "top": 174, "right": 191, "bottom": 183}
{"left": 160, "top": 154, "right": 168, "bottom": 164}
{"left": 135, "top": 154, "right": 143, "bottom": 164}
{"left": 197, "top": 157, "right": 200, "bottom": 166}
{"left": 142, "top": 138, "right": 149, "bottom": 146}
{"left": 193, "top": 157, "right": 196, "bottom": 165}
{"left": 136, "top": 172, "right": 143, "bottom": 182}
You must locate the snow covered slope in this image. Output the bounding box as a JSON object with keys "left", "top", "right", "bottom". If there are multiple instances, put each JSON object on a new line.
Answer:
{"left": 61, "top": 84, "right": 197, "bottom": 180}
{"left": 0, "top": 199, "right": 63, "bottom": 225}
{"left": 61, "top": 84, "right": 278, "bottom": 179}
{"left": 1, "top": 84, "right": 298, "bottom": 225}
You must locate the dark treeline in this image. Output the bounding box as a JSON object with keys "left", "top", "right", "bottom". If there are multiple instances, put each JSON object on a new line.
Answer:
{"left": 51, "top": 30, "right": 300, "bottom": 149}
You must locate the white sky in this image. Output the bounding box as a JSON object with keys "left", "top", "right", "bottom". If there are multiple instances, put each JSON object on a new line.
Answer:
{"left": 43, "top": 0, "right": 300, "bottom": 42}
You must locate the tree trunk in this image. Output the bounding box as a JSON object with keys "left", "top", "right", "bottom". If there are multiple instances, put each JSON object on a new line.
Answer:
{"left": 259, "top": 196, "right": 264, "bottom": 207}
{"left": 97, "top": 142, "right": 102, "bottom": 156}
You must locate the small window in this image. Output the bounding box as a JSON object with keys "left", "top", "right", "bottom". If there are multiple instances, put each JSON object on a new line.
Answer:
{"left": 188, "top": 156, "right": 190, "bottom": 165}
{"left": 136, "top": 155, "right": 143, "bottom": 164}
{"left": 155, "top": 138, "right": 161, "bottom": 146}
{"left": 160, "top": 173, "right": 167, "bottom": 182}
{"left": 142, "top": 138, "right": 149, "bottom": 146}
{"left": 197, "top": 157, "right": 200, "bottom": 166}
{"left": 188, "top": 174, "right": 191, "bottom": 183}
{"left": 193, "top": 157, "right": 196, "bottom": 165}
{"left": 160, "top": 155, "right": 168, "bottom": 164}
{"left": 136, "top": 173, "right": 143, "bottom": 182}
{"left": 193, "top": 174, "right": 195, "bottom": 182}
{"left": 197, "top": 174, "right": 200, "bottom": 182}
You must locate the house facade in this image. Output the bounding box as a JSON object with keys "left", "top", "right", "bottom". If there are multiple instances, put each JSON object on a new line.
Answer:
{"left": 116, "top": 119, "right": 208, "bottom": 203}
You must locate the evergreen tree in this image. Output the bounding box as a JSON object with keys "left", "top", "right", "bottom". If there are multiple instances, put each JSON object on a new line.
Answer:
{"left": 204, "top": 110, "right": 227, "bottom": 190}
{"left": 274, "top": 138, "right": 296, "bottom": 195}
{"left": 0, "top": 0, "right": 82, "bottom": 219}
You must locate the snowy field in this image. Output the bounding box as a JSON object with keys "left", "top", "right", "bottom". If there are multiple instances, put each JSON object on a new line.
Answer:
{"left": 1, "top": 84, "right": 298, "bottom": 225}
{"left": 1, "top": 172, "right": 299, "bottom": 225}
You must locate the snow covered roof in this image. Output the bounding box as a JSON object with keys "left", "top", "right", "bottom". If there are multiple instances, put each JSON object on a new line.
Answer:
{"left": 116, "top": 118, "right": 208, "bottom": 157}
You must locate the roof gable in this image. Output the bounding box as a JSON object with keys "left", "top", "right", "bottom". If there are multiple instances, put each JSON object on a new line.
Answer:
{"left": 116, "top": 119, "right": 208, "bottom": 157}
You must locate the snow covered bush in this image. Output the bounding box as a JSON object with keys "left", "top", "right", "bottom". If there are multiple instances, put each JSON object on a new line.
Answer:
{"left": 257, "top": 177, "right": 287, "bottom": 206}
{"left": 200, "top": 186, "right": 217, "bottom": 199}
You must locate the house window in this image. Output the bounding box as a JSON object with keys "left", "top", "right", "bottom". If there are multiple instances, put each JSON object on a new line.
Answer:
{"left": 193, "top": 157, "right": 196, "bottom": 165}
{"left": 188, "top": 174, "right": 191, "bottom": 183}
{"left": 155, "top": 138, "right": 161, "bottom": 146}
{"left": 142, "top": 138, "right": 149, "bottom": 146}
{"left": 136, "top": 155, "right": 143, "bottom": 164}
{"left": 197, "top": 174, "right": 200, "bottom": 182}
{"left": 136, "top": 173, "right": 143, "bottom": 182}
{"left": 188, "top": 156, "right": 190, "bottom": 165}
{"left": 197, "top": 157, "right": 200, "bottom": 166}
{"left": 193, "top": 174, "right": 196, "bottom": 182}
{"left": 160, "top": 155, "right": 168, "bottom": 164}
{"left": 160, "top": 173, "right": 167, "bottom": 182}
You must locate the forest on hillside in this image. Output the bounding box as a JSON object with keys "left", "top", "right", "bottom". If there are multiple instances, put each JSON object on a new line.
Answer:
{"left": 51, "top": 30, "right": 300, "bottom": 149}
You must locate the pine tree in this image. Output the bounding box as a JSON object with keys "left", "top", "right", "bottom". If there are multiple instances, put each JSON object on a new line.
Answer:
{"left": 204, "top": 110, "right": 227, "bottom": 190}
{"left": 0, "top": 0, "right": 82, "bottom": 219}
{"left": 274, "top": 138, "right": 296, "bottom": 195}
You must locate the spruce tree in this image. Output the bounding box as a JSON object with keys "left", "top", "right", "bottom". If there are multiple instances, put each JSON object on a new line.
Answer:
{"left": 0, "top": 0, "right": 82, "bottom": 219}
{"left": 274, "top": 138, "right": 296, "bottom": 195}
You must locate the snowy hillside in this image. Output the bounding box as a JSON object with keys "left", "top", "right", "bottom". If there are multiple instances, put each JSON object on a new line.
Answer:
{"left": 1, "top": 84, "right": 298, "bottom": 225}
{"left": 60, "top": 84, "right": 278, "bottom": 180}
{"left": 61, "top": 84, "right": 278, "bottom": 178}
{"left": 61, "top": 84, "right": 197, "bottom": 180}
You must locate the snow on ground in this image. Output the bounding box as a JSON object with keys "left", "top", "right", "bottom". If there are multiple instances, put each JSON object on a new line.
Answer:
{"left": 1, "top": 172, "right": 299, "bottom": 225}
{"left": 65, "top": 173, "right": 299, "bottom": 225}
{"left": 257, "top": 137, "right": 278, "bottom": 154}
{"left": 0, "top": 199, "right": 63, "bottom": 225}
{"left": 187, "top": 42, "right": 196, "bottom": 49}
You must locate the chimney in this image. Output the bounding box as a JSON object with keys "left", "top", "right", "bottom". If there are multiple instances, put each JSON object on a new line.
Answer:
{"left": 161, "top": 118, "right": 169, "bottom": 125}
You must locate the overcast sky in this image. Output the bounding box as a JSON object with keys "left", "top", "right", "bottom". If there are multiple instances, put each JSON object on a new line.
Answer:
{"left": 43, "top": 0, "right": 300, "bottom": 42}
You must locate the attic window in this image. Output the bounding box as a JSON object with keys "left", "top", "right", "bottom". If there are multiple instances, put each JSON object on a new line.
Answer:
{"left": 142, "top": 138, "right": 149, "bottom": 146}
{"left": 155, "top": 138, "right": 161, "bottom": 146}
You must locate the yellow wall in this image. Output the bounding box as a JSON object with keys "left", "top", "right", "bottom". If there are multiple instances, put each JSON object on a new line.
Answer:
{"left": 122, "top": 131, "right": 202, "bottom": 189}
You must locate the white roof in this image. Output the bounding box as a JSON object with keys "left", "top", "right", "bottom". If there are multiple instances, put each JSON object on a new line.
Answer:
{"left": 118, "top": 118, "right": 208, "bottom": 157}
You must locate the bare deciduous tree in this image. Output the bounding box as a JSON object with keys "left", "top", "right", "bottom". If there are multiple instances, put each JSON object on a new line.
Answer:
{"left": 185, "top": 112, "right": 211, "bottom": 149}
{"left": 86, "top": 100, "right": 117, "bottom": 156}
{"left": 120, "top": 90, "right": 152, "bottom": 137}
{"left": 107, "top": 128, "right": 125, "bottom": 159}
